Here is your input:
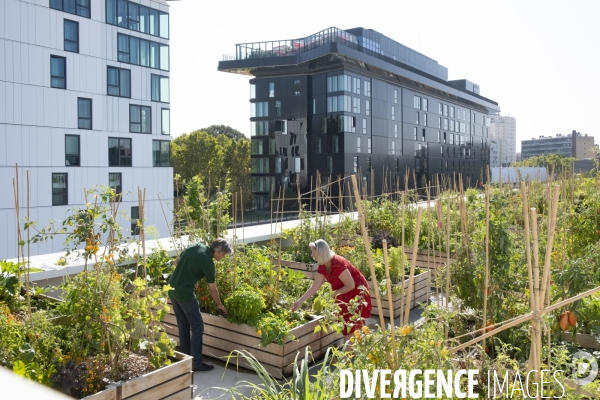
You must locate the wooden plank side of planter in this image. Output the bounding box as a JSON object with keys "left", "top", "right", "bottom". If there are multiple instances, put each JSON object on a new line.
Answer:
{"left": 125, "top": 373, "right": 192, "bottom": 400}
{"left": 269, "top": 258, "right": 317, "bottom": 279}
{"left": 202, "top": 344, "right": 285, "bottom": 379}
{"left": 562, "top": 332, "right": 600, "bottom": 350}
{"left": 161, "top": 387, "right": 194, "bottom": 400}
{"left": 121, "top": 351, "right": 192, "bottom": 399}
{"left": 85, "top": 387, "right": 117, "bottom": 400}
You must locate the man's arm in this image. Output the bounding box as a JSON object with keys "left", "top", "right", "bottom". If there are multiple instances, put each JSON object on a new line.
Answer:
{"left": 208, "top": 283, "right": 226, "bottom": 314}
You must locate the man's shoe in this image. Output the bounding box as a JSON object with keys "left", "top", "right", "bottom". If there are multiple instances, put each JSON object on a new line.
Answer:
{"left": 193, "top": 363, "right": 214, "bottom": 372}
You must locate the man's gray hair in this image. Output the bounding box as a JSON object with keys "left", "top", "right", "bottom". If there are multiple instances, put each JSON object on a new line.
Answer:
{"left": 210, "top": 238, "right": 233, "bottom": 255}
{"left": 309, "top": 239, "right": 334, "bottom": 264}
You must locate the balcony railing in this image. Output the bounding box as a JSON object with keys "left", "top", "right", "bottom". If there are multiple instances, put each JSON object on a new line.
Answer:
{"left": 225, "top": 27, "right": 359, "bottom": 61}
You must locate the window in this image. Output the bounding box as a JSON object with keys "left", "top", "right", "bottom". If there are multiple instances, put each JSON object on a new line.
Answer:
{"left": 275, "top": 101, "right": 281, "bottom": 116}
{"left": 77, "top": 98, "right": 92, "bottom": 129}
{"left": 250, "top": 84, "right": 256, "bottom": 99}
{"left": 50, "top": 56, "right": 66, "bottom": 89}
{"left": 130, "top": 105, "right": 151, "bottom": 133}
{"left": 450, "top": 107, "right": 455, "bottom": 118}
{"left": 440, "top": 146, "right": 443, "bottom": 156}
{"left": 423, "top": 113, "right": 427, "bottom": 127}
{"left": 356, "top": 137, "right": 361, "bottom": 153}
{"left": 294, "top": 80, "right": 301, "bottom": 96}
{"left": 251, "top": 102, "right": 269, "bottom": 117}
{"left": 327, "top": 156, "right": 333, "bottom": 174}
{"left": 332, "top": 136, "right": 339, "bottom": 153}
{"left": 438, "top": 103, "right": 443, "bottom": 115}
{"left": 354, "top": 77, "right": 361, "bottom": 94}
{"left": 252, "top": 177, "right": 275, "bottom": 192}
{"left": 338, "top": 116, "right": 355, "bottom": 133}
{"left": 450, "top": 120, "right": 455, "bottom": 132}
{"left": 107, "top": 67, "right": 130, "bottom": 97}
{"left": 251, "top": 139, "right": 263, "bottom": 155}
{"left": 463, "top": 110, "right": 466, "bottom": 120}
{"left": 367, "top": 138, "right": 371, "bottom": 154}
{"left": 131, "top": 206, "right": 140, "bottom": 235}
{"left": 251, "top": 158, "right": 269, "bottom": 174}
{"left": 64, "top": 20, "right": 79, "bottom": 52}
{"left": 413, "top": 127, "right": 417, "bottom": 141}
{"left": 423, "top": 99, "right": 428, "bottom": 112}
{"left": 394, "top": 89, "right": 398, "bottom": 104}
{"left": 353, "top": 97, "right": 361, "bottom": 114}
{"left": 444, "top": 119, "right": 448, "bottom": 130}
{"left": 251, "top": 121, "right": 269, "bottom": 136}
{"left": 313, "top": 99, "right": 316, "bottom": 114}
{"left": 394, "top": 124, "right": 398, "bottom": 138}
{"left": 52, "top": 173, "right": 68, "bottom": 206}
{"left": 327, "top": 75, "right": 352, "bottom": 92}
{"left": 443, "top": 132, "right": 446, "bottom": 144}
{"left": 327, "top": 95, "right": 351, "bottom": 112}
{"left": 365, "top": 100, "right": 370, "bottom": 115}
{"left": 437, "top": 131, "right": 441, "bottom": 143}
{"left": 366, "top": 157, "right": 371, "bottom": 172}
{"left": 161, "top": 109, "right": 170, "bottom": 135}
{"left": 275, "top": 157, "right": 282, "bottom": 173}
{"left": 108, "top": 137, "right": 132, "bottom": 166}
{"left": 269, "top": 82, "right": 275, "bottom": 97}
{"left": 109, "top": 173, "right": 122, "bottom": 196}
{"left": 415, "top": 111, "right": 419, "bottom": 125}
{"left": 414, "top": 95, "right": 421, "bottom": 109}
{"left": 363, "top": 118, "right": 367, "bottom": 134}
{"left": 391, "top": 106, "right": 395, "bottom": 121}
{"left": 117, "top": 33, "right": 169, "bottom": 70}
{"left": 316, "top": 137, "right": 322, "bottom": 154}
{"left": 353, "top": 157, "right": 358, "bottom": 173}
{"left": 391, "top": 140, "right": 395, "bottom": 155}
{"left": 321, "top": 117, "right": 327, "bottom": 133}
{"left": 152, "top": 140, "right": 170, "bottom": 167}
{"left": 438, "top": 117, "right": 442, "bottom": 129}
{"left": 65, "top": 135, "right": 80, "bottom": 166}
{"left": 294, "top": 157, "right": 301, "bottom": 172}
{"left": 422, "top": 129, "right": 426, "bottom": 142}
{"left": 364, "top": 81, "right": 371, "bottom": 96}
{"left": 151, "top": 75, "right": 170, "bottom": 103}
{"left": 443, "top": 104, "right": 448, "bottom": 117}
{"left": 51, "top": 0, "right": 90, "bottom": 18}
{"left": 106, "top": 0, "right": 168, "bottom": 38}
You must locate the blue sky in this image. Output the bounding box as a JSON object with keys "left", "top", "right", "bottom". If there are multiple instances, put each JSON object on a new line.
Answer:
{"left": 168, "top": 0, "right": 600, "bottom": 152}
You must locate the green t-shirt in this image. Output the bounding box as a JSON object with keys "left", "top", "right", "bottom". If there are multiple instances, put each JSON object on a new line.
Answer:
{"left": 168, "top": 243, "right": 215, "bottom": 303}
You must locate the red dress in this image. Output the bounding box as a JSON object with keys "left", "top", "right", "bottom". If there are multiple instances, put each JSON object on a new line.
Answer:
{"left": 317, "top": 255, "right": 372, "bottom": 335}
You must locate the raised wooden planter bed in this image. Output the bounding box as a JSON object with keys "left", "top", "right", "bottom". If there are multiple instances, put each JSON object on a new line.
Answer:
{"left": 269, "top": 257, "right": 318, "bottom": 279}
{"left": 562, "top": 332, "right": 600, "bottom": 350}
{"left": 162, "top": 303, "right": 343, "bottom": 379}
{"left": 370, "top": 269, "right": 431, "bottom": 319}
{"left": 84, "top": 351, "right": 192, "bottom": 400}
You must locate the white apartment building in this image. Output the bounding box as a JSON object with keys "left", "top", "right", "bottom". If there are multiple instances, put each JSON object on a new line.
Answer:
{"left": 0, "top": 0, "right": 173, "bottom": 259}
{"left": 489, "top": 114, "right": 516, "bottom": 167}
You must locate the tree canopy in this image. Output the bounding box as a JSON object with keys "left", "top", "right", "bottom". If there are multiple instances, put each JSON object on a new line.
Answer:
{"left": 198, "top": 125, "right": 247, "bottom": 140}
{"left": 511, "top": 153, "right": 575, "bottom": 174}
{"left": 171, "top": 128, "right": 251, "bottom": 205}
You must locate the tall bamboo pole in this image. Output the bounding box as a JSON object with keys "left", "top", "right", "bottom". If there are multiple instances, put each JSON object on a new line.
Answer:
{"left": 404, "top": 207, "right": 424, "bottom": 326}
{"left": 481, "top": 182, "right": 491, "bottom": 354}
{"left": 530, "top": 207, "right": 541, "bottom": 392}
{"left": 351, "top": 175, "right": 386, "bottom": 330}
{"left": 540, "top": 185, "right": 560, "bottom": 307}
{"left": 382, "top": 240, "right": 397, "bottom": 369}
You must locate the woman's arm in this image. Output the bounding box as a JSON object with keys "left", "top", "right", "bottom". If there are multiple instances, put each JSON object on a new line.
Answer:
{"left": 291, "top": 273, "right": 325, "bottom": 311}
{"left": 333, "top": 269, "right": 356, "bottom": 297}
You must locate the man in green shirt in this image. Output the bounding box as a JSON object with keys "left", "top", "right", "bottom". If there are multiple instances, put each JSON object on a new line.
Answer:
{"left": 168, "top": 238, "right": 232, "bottom": 372}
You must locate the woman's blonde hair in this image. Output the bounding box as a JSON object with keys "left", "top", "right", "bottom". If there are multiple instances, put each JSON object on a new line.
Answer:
{"left": 309, "top": 239, "right": 335, "bottom": 264}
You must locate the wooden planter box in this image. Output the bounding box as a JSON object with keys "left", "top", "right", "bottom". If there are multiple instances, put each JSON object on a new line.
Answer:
{"left": 370, "top": 269, "right": 431, "bottom": 319}
{"left": 162, "top": 304, "right": 343, "bottom": 379}
{"left": 562, "top": 332, "right": 600, "bottom": 350}
{"left": 84, "top": 351, "right": 193, "bottom": 400}
{"left": 269, "top": 257, "right": 318, "bottom": 279}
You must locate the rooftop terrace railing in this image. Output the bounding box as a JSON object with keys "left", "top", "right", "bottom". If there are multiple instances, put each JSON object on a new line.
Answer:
{"left": 225, "top": 27, "right": 359, "bottom": 61}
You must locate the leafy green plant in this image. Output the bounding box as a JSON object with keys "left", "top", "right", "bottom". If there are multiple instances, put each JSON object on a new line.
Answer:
{"left": 225, "top": 284, "right": 266, "bottom": 325}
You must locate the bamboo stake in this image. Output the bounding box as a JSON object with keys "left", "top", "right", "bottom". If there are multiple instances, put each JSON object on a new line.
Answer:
{"left": 450, "top": 284, "right": 600, "bottom": 353}
{"left": 481, "top": 182, "right": 490, "bottom": 353}
{"left": 530, "top": 207, "right": 541, "bottom": 392}
{"left": 445, "top": 187, "right": 451, "bottom": 341}
{"left": 240, "top": 187, "right": 245, "bottom": 244}
{"left": 521, "top": 183, "right": 534, "bottom": 310}
{"left": 426, "top": 183, "right": 432, "bottom": 307}
{"left": 351, "top": 175, "right": 386, "bottom": 331}
{"left": 404, "top": 207, "right": 424, "bottom": 326}
{"left": 382, "top": 240, "right": 397, "bottom": 369}
{"left": 540, "top": 185, "right": 560, "bottom": 308}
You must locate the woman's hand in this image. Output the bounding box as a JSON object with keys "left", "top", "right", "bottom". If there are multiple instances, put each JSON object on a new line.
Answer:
{"left": 291, "top": 300, "right": 302, "bottom": 312}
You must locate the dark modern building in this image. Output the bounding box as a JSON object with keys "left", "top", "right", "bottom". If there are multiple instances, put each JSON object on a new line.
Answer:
{"left": 218, "top": 27, "right": 501, "bottom": 210}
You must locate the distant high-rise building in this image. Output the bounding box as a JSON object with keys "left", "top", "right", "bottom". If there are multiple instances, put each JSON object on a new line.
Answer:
{"left": 489, "top": 115, "right": 516, "bottom": 167}
{"left": 521, "top": 130, "right": 595, "bottom": 160}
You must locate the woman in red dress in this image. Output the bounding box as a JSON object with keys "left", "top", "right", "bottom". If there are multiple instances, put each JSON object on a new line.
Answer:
{"left": 291, "top": 239, "right": 372, "bottom": 341}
